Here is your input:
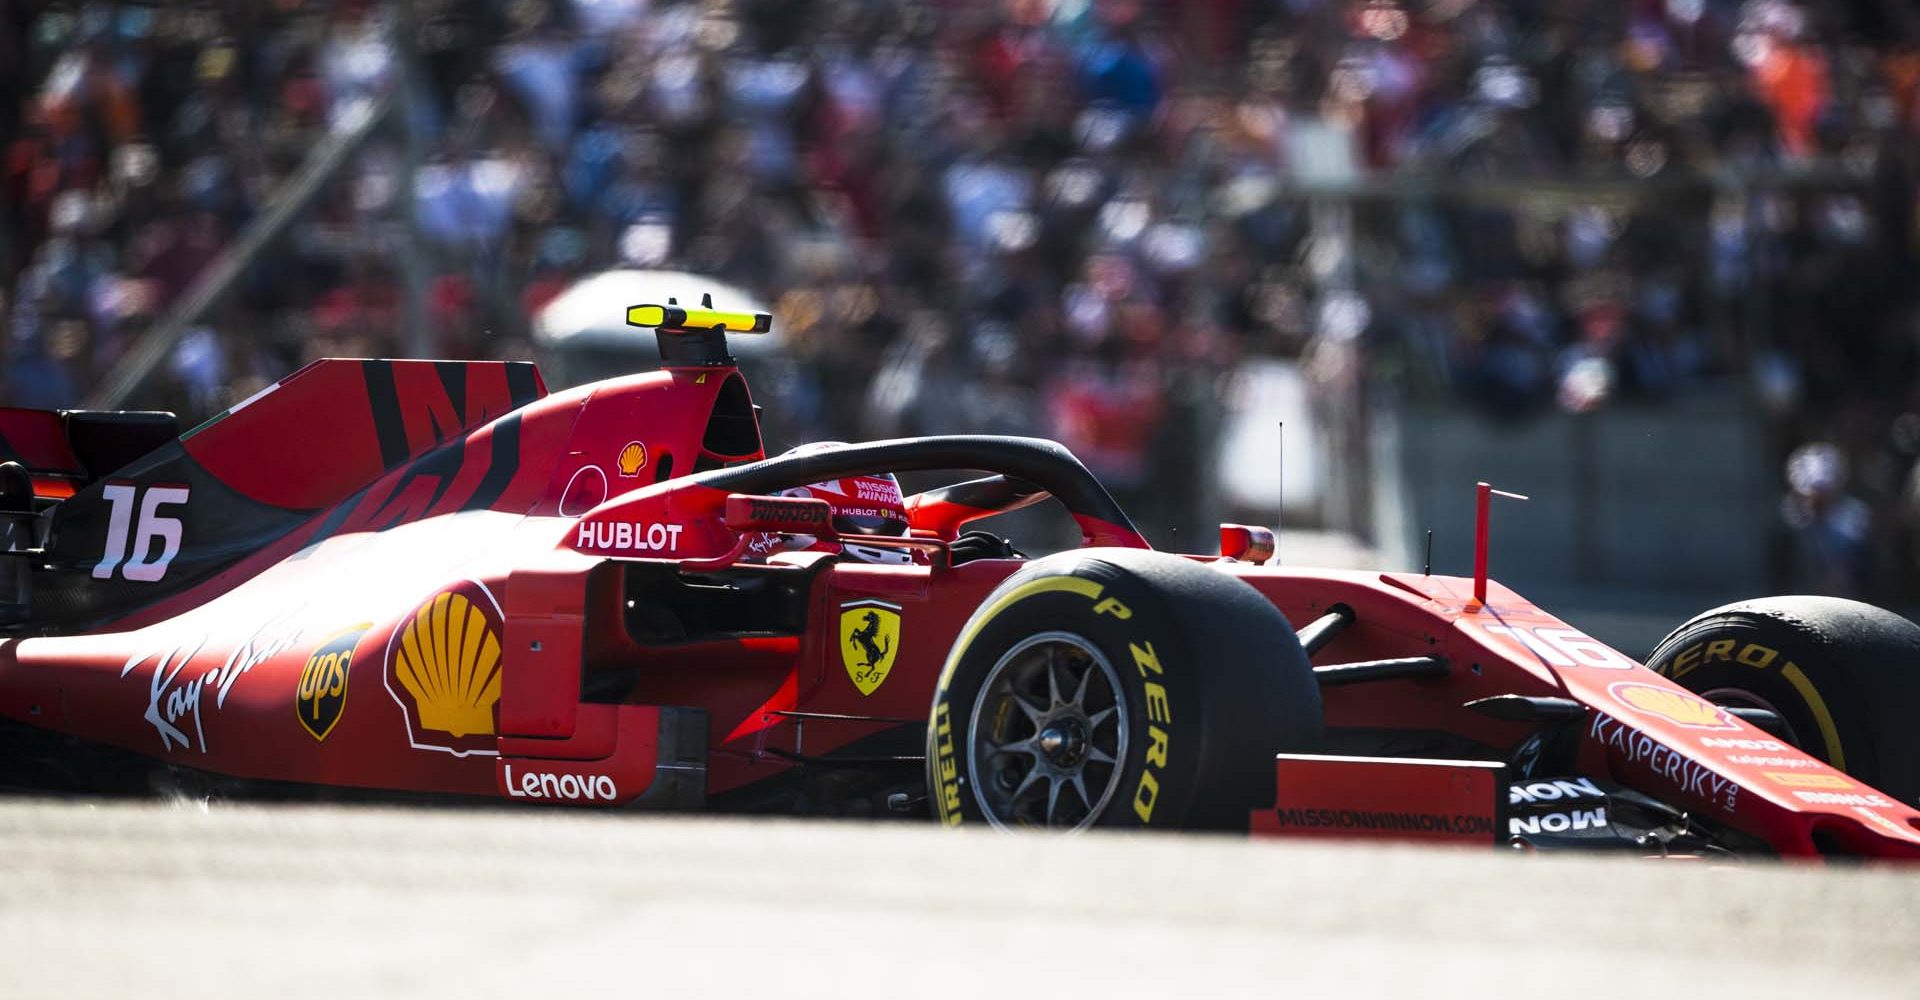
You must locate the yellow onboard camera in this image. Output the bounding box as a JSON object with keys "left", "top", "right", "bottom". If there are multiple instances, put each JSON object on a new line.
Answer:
{"left": 626, "top": 294, "right": 772, "bottom": 334}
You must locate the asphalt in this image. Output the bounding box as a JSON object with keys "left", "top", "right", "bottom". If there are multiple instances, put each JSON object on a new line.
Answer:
{"left": 3, "top": 799, "right": 1918, "bottom": 998}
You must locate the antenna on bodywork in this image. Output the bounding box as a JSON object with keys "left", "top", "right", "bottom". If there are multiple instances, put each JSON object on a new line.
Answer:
{"left": 1274, "top": 420, "right": 1283, "bottom": 565}
{"left": 1472, "top": 481, "right": 1529, "bottom": 605}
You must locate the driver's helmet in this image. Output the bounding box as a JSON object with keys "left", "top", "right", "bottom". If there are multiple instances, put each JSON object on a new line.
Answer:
{"left": 754, "top": 442, "right": 913, "bottom": 565}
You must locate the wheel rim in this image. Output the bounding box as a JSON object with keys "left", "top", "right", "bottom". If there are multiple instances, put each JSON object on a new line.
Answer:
{"left": 1702, "top": 686, "right": 1805, "bottom": 750}
{"left": 966, "top": 631, "right": 1129, "bottom": 831}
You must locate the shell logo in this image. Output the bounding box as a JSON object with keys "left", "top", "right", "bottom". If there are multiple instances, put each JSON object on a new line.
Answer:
{"left": 385, "top": 581, "right": 504, "bottom": 756}
{"left": 617, "top": 441, "right": 647, "bottom": 478}
{"left": 1607, "top": 682, "right": 1738, "bottom": 731}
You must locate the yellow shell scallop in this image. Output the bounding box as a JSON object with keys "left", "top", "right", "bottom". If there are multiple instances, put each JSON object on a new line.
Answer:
{"left": 618, "top": 441, "right": 647, "bottom": 476}
{"left": 1617, "top": 684, "right": 1724, "bottom": 727}
{"left": 394, "top": 591, "right": 502, "bottom": 738}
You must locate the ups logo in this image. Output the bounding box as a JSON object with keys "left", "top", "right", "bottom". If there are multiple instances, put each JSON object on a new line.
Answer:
{"left": 298, "top": 625, "right": 369, "bottom": 741}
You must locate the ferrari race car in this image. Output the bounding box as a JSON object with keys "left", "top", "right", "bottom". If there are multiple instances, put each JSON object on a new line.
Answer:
{"left": 2, "top": 301, "right": 1918, "bottom": 861}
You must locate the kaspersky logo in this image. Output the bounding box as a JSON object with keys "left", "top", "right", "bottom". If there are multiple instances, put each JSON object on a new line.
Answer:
{"left": 1607, "top": 682, "right": 1739, "bottom": 731}
{"left": 384, "top": 581, "right": 504, "bottom": 756}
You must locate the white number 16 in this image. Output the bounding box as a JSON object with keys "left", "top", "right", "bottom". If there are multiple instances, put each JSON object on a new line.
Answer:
{"left": 1473, "top": 622, "right": 1635, "bottom": 670}
{"left": 92, "top": 484, "right": 190, "bottom": 582}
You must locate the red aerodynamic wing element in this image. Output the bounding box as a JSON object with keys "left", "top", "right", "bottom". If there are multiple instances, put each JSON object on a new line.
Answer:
{"left": 30, "top": 360, "right": 547, "bottom": 631}
{"left": 0, "top": 408, "right": 85, "bottom": 476}
{"left": 0, "top": 407, "right": 88, "bottom": 500}
{"left": 181, "top": 359, "right": 546, "bottom": 511}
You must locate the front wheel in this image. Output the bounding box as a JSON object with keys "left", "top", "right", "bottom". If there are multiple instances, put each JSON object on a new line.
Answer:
{"left": 1646, "top": 596, "right": 1920, "bottom": 807}
{"left": 927, "top": 548, "right": 1323, "bottom": 832}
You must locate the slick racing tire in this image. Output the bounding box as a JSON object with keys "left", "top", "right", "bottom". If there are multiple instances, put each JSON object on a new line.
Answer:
{"left": 1646, "top": 596, "right": 1920, "bottom": 807}
{"left": 927, "top": 548, "right": 1322, "bottom": 832}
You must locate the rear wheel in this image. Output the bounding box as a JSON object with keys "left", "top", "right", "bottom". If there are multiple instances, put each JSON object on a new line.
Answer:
{"left": 1645, "top": 596, "right": 1920, "bottom": 807}
{"left": 927, "top": 548, "right": 1322, "bottom": 832}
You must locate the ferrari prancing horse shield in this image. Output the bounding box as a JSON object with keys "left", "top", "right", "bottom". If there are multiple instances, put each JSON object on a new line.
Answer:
{"left": 839, "top": 599, "right": 901, "bottom": 696}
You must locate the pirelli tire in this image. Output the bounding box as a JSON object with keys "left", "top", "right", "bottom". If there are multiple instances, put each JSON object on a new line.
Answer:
{"left": 927, "top": 548, "right": 1323, "bottom": 832}
{"left": 1646, "top": 596, "right": 1920, "bottom": 807}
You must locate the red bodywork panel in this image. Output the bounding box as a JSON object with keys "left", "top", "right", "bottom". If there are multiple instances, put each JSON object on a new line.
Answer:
{"left": 2, "top": 353, "right": 1919, "bottom": 862}
{"left": 1250, "top": 755, "right": 1504, "bottom": 845}
{"left": 0, "top": 358, "right": 760, "bottom": 804}
{"left": 180, "top": 360, "right": 546, "bottom": 512}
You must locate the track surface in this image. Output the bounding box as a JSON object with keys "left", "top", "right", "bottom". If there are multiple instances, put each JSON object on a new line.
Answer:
{"left": 3, "top": 799, "right": 1918, "bottom": 998}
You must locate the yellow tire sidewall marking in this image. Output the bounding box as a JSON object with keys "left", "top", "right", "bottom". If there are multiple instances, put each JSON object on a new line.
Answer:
{"left": 935, "top": 576, "right": 1105, "bottom": 693}
{"left": 932, "top": 574, "right": 1107, "bottom": 828}
{"left": 1659, "top": 637, "right": 1850, "bottom": 772}
{"left": 1779, "top": 660, "right": 1847, "bottom": 771}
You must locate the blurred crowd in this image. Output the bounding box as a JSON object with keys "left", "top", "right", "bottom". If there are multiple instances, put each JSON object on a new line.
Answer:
{"left": 4, "top": 0, "right": 1920, "bottom": 595}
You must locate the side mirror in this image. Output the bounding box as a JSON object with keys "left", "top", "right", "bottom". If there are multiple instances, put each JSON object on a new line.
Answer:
{"left": 682, "top": 492, "right": 949, "bottom": 573}
{"left": 723, "top": 494, "right": 837, "bottom": 539}
{"left": 1219, "top": 524, "right": 1275, "bottom": 564}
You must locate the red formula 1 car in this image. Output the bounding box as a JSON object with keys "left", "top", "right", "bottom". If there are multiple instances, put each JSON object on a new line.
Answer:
{"left": 2, "top": 303, "right": 1918, "bottom": 861}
